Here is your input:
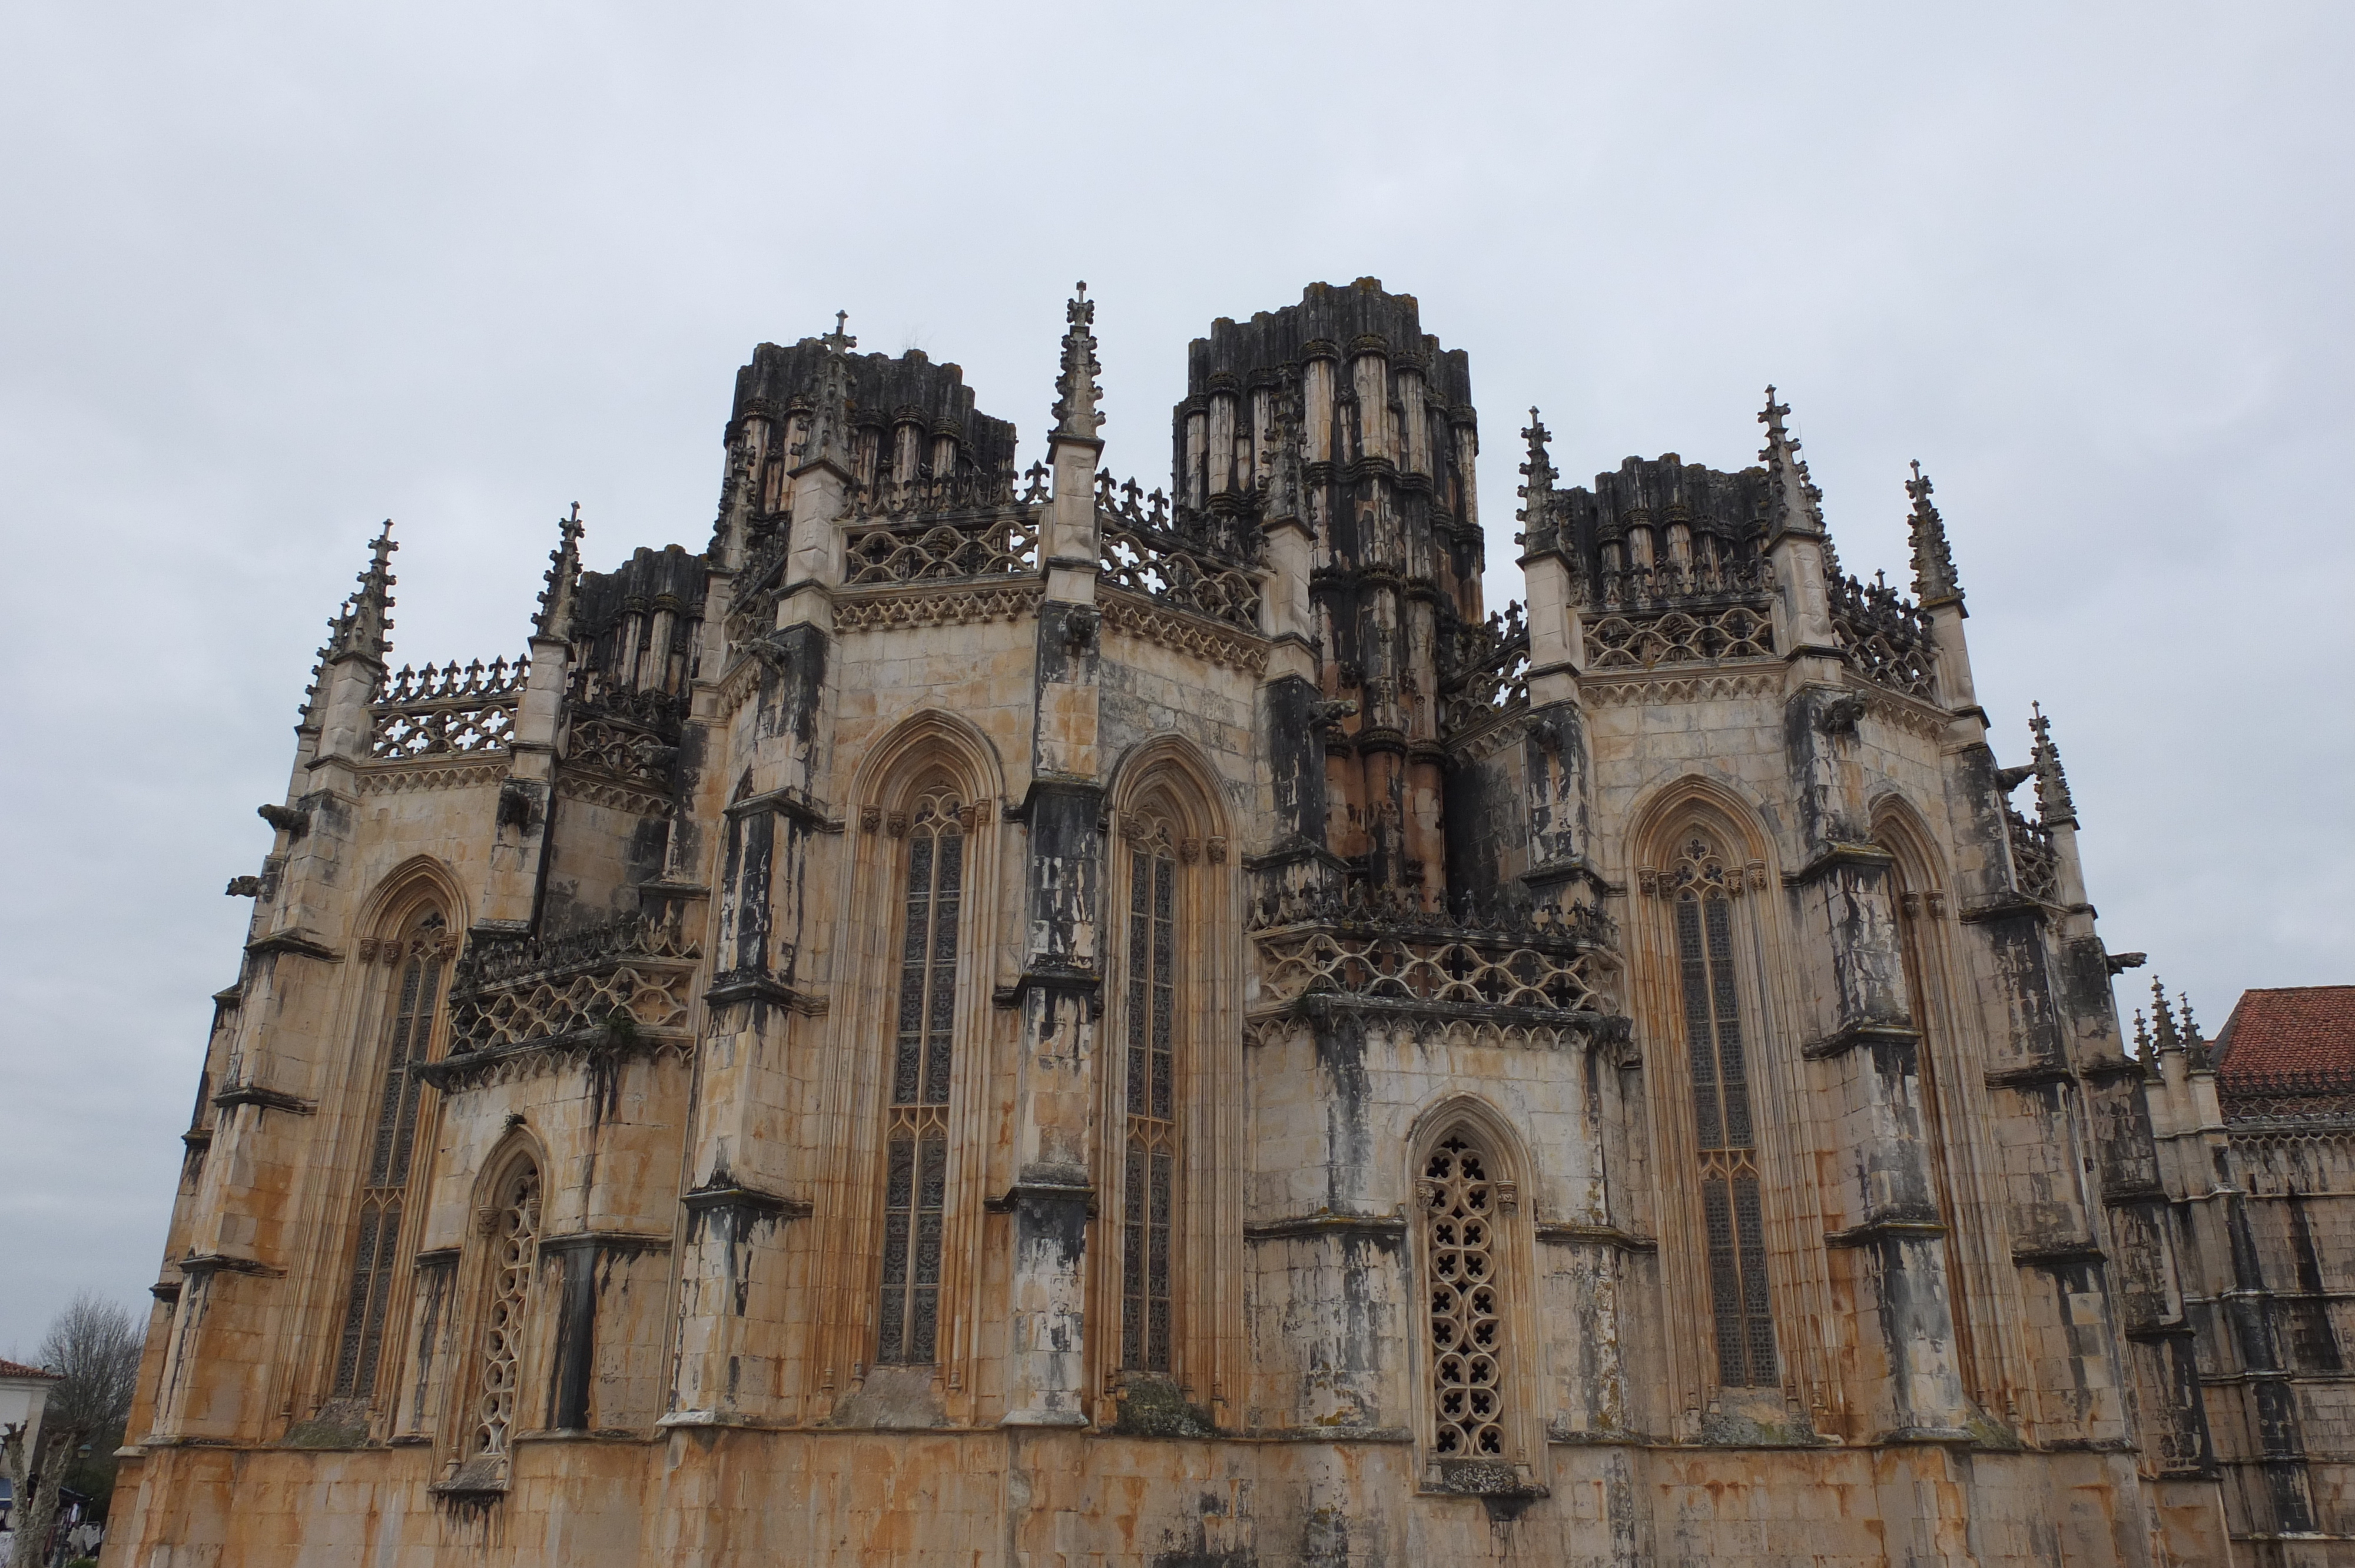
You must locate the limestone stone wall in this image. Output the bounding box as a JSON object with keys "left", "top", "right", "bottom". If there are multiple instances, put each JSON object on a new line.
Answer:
{"left": 105, "top": 281, "right": 2235, "bottom": 1566}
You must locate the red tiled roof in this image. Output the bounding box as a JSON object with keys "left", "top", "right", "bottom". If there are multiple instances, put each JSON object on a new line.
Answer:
{"left": 2214, "top": 986, "right": 2355, "bottom": 1080}
{"left": 0, "top": 1357, "right": 61, "bottom": 1380}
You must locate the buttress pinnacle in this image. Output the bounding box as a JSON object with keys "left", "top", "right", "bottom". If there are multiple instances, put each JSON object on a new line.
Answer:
{"left": 2150, "top": 979, "right": 2181, "bottom": 1051}
{"left": 535, "top": 503, "right": 585, "bottom": 642}
{"left": 327, "top": 519, "right": 398, "bottom": 664}
{"left": 1050, "top": 281, "right": 1104, "bottom": 443}
{"left": 2028, "top": 702, "right": 2077, "bottom": 826}
{"left": 1516, "top": 407, "right": 1557, "bottom": 545}
{"left": 1757, "top": 385, "right": 1829, "bottom": 559}
{"left": 1906, "top": 460, "right": 1962, "bottom": 607}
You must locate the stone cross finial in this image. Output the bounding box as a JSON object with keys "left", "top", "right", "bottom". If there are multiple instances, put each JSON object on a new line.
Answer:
{"left": 533, "top": 502, "right": 585, "bottom": 642}
{"left": 1050, "top": 281, "right": 1104, "bottom": 442}
{"left": 1906, "top": 460, "right": 1962, "bottom": 607}
{"left": 824, "top": 310, "right": 857, "bottom": 353}
{"left": 1516, "top": 407, "right": 1556, "bottom": 542}
{"left": 1756, "top": 384, "right": 1829, "bottom": 554}
{"left": 2028, "top": 702, "right": 2076, "bottom": 826}
{"left": 329, "top": 518, "right": 399, "bottom": 663}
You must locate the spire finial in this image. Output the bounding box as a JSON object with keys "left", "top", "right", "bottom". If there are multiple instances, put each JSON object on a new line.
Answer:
{"left": 2133, "top": 1009, "right": 2153, "bottom": 1062}
{"left": 1516, "top": 407, "right": 1557, "bottom": 542}
{"left": 1050, "top": 281, "right": 1104, "bottom": 443}
{"left": 2151, "top": 978, "right": 2181, "bottom": 1050}
{"left": 824, "top": 310, "right": 857, "bottom": 354}
{"left": 1757, "top": 384, "right": 1829, "bottom": 556}
{"left": 534, "top": 502, "right": 585, "bottom": 642}
{"left": 1906, "top": 459, "right": 1962, "bottom": 607}
{"left": 327, "top": 519, "right": 398, "bottom": 663}
{"left": 2028, "top": 701, "right": 2077, "bottom": 825}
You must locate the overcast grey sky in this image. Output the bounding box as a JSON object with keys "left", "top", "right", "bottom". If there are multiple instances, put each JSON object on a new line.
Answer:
{"left": 1, "top": 3, "right": 2348, "bottom": 1353}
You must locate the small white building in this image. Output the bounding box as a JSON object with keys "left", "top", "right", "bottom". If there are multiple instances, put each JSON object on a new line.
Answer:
{"left": 0, "top": 1357, "right": 63, "bottom": 1529}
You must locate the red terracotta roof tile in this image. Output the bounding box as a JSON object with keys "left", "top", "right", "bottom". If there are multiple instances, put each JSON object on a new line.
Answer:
{"left": 2214, "top": 986, "right": 2355, "bottom": 1080}
{"left": 0, "top": 1357, "right": 61, "bottom": 1380}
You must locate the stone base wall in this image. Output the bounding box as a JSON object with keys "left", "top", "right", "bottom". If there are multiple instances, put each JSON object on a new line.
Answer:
{"left": 105, "top": 1433, "right": 2225, "bottom": 1567}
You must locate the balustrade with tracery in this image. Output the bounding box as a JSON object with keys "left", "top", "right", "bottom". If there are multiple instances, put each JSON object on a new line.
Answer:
{"left": 1094, "top": 471, "right": 1262, "bottom": 633}
{"left": 369, "top": 659, "right": 527, "bottom": 759}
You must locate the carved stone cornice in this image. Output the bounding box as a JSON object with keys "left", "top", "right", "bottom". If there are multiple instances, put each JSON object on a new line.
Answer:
{"left": 1801, "top": 1021, "right": 1921, "bottom": 1062}
{"left": 1096, "top": 586, "right": 1268, "bottom": 674}
{"left": 679, "top": 1184, "right": 810, "bottom": 1221}
{"left": 834, "top": 580, "right": 1043, "bottom": 635}
{"left": 1532, "top": 1221, "right": 1658, "bottom": 1253}
{"left": 1241, "top": 1211, "right": 1408, "bottom": 1243}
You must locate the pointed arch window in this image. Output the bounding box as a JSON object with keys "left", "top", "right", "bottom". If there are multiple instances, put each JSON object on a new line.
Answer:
{"left": 467, "top": 1157, "right": 542, "bottom": 1467}
{"left": 876, "top": 788, "right": 964, "bottom": 1367}
{"left": 1421, "top": 1130, "right": 1510, "bottom": 1457}
{"left": 1670, "top": 837, "right": 1777, "bottom": 1389}
{"left": 1120, "top": 817, "right": 1180, "bottom": 1373}
{"left": 331, "top": 911, "right": 451, "bottom": 1403}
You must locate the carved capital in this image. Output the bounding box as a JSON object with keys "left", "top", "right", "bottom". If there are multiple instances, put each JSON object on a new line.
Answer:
{"left": 859, "top": 805, "right": 881, "bottom": 834}
{"left": 1206, "top": 836, "right": 1228, "bottom": 865}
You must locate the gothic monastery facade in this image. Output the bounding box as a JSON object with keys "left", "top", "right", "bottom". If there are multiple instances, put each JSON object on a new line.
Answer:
{"left": 108, "top": 280, "right": 2241, "bottom": 1564}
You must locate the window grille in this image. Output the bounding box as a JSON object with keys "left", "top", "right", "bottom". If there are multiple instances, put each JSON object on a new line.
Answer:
{"left": 469, "top": 1160, "right": 541, "bottom": 1463}
{"left": 1120, "top": 832, "right": 1178, "bottom": 1373}
{"left": 1422, "top": 1133, "right": 1507, "bottom": 1456}
{"left": 331, "top": 912, "right": 448, "bottom": 1403}
{"left": 1671, "top": 839, "right": 1777, "bottom": 1388}
{"left": 876, "top": 790, "right": 963, "bottom": 1366}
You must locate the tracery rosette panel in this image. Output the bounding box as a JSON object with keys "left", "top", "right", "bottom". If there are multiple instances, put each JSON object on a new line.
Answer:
{"left": 1439, "top": 604, "right": 1531, "bottom": 736}
{"left": 442, "top": 910, "right": 700, "bottom": 1061}
{"left": 467, "top": 1161, "right": 541, "bottom": 1469}
{"left": 369, "top": 658, "right": 526, "bottom": 759}
{"left": 2005, "top": 807, "right": 2060, "bottom": 903}
{"left": 843, "top": 504, "right": 1039, "bottom": 586}
{"left": 1583, "top": 604, "right": 1773, "bottom": 672}
{"left": 1422, "top": 1134, "right": 1507, "bottom": 1458}
{"left": 1094, "top": 472, "right": 1262, "bottom": 633}
{"left": 1827, "top": 573, "right": 1938, "bottom": 701}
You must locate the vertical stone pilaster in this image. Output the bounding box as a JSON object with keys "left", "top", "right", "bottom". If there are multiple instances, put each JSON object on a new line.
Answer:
{"left": 1787, "top": 676, "right": 1976, "bottom": 1437}
{"left": 998, "top": 284, "right": 1111, "bottom": 1428}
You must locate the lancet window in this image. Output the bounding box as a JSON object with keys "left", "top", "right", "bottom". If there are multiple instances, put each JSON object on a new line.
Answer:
{"left": 1119, "top": 817, "right": 1180, "bottom": 1373}
{"left": 331, "top": 911, "right": 452, "bottom": 1403}
{"left": 467, "top": 1157, "right": 541, "bottom": 1466}
{"left": 1669, "top": 837, "right": 1777, "bottom": 1388}
{"left": 1422, "top": 1131, "right": 1508, "bottom": 1457}
{"left": 876, "top": 788, "right": 964, "bottom": 1366}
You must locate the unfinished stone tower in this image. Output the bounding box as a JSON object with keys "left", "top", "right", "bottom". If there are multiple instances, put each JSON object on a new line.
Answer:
{"left": 112, "top": 280, "right": 2234, "bottom": 1564}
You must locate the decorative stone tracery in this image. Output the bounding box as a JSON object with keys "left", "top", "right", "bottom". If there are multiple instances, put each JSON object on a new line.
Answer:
{"left": 1422, "top": 1132, "right": 1508, "bottom": 1459}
